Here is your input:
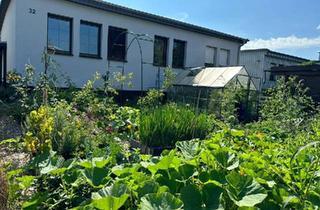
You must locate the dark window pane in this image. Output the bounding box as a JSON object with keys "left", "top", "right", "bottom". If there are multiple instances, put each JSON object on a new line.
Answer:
{"left": 80, "top": 21, "right": 101, "bottom": 56}
{"left": 172, "top": 40, "right": 186, "bottom": 68}
{"left": 154, "top": 36, "right": 168, "bottom": 67}
{"left": 108, "top": 26, "right": 127, "bottom": 61}
{"left": 48, "top": 14, "right": 72, "bottom": 53}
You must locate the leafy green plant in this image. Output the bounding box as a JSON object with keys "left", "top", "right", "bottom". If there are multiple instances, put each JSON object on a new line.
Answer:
{"left": 140, "top": 103, "right": 214, "bottom": 147}
{"left": 12, "top": 50, "right": 67, "bottom": 117}
{"left": 24, "top": 106, "right": 54, "bottom": 154}
{"left": 260, "top": 77, "right": 315, "bottom": 134}
{"left": 137, "top": 89, "right": 164, "bottom": 108}
{"left": 10, "top": 126, "right": 320, "bottom": 210}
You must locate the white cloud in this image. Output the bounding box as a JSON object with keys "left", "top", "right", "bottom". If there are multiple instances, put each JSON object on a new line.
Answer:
{"left": 317, "top": 24, "right": 320, "bottom": 30}
{"left": 242, "top": 35, "right": 320, "bottom": 50}
{"left": 171, "top": 12, "right": 190, "bottom": 22}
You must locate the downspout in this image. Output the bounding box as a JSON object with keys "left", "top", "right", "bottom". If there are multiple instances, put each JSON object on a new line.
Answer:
{"left": 237, "top": 45, "right": 241, "bottom": 65}
{"left": 238, "top": 38, "right": 249, "bottom": 65}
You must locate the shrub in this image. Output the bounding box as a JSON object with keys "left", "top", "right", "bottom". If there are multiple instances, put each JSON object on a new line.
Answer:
{"left": 137, "top": 89, "right": 164, "bottom": 108}
{"left": 140, "top": 104, "right": 214, "bottom": 147}
{"left": 51, "top": 103, "right": 91, "bottom": 158}
{"left": 259, "top": 77, "right": 316, "bottom": 135}
{"left": 24, "top": 106, "right": 54, "bottom": 155}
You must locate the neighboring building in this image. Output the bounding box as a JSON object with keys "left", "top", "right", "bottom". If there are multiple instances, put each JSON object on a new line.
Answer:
{"left": 0, "top": 0, "right": 247, "bottom": 91}
{"left": 240, "top": 49, "right": 309, "bottom": 90}
{"left": 270, "top": 64, "right": 320, "bottom": 102}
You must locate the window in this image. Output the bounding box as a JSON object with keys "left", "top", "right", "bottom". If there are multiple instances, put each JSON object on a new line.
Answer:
{"left": 80, "top": 20, "right": 101, "bottom": 58}
{"left": 154, "top": 36, "right": 168, "bottom": 67}
{"left": 172, "top": 39, "right": 186, "bottom": 68}
{"left": 270, "top": 74, "right": 276, "bottom": 81}
{"left": 205, "top": 46, "right": 217, "bottom": 67}
{"left": 47, "top": 13, "right": 73, "bottom": 55}
{"left": 219, "top": 49, "right": 230, "bottom": 66}
{"left": 108, "top": 26, "right": 127, "bottom": 61}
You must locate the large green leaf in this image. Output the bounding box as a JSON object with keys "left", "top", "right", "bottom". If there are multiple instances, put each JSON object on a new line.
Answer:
{"left": 16, "top": 176, "right": 35, "bottom": 189}
{"left": 89, "top": 182, "right": 129, "bottom": 210}
{"left": 90, "top": 195, "right": 129, "bottom": 210}
{"left": 178, "top": 164, "right": 197, "bottom": 180}
{"left": 148, "top": 151, "right": 181, "bottom": 175}
{"left": 213, "top": 148, "right": 239, "bottom": 171}
{"left": 202, "top": 182, "right": 224, "bottom": 210}
{"left": 226, "top": 172, "right": 267, "bottom": 207}
{"left": 137, "top": 180, "right": 160, "bottom": 198}
{"left": 39, "top": 155, "right": 65, "bottom": 175}
{"left": 92, "top": 182, "right": 128, "bottom": 199}
{"left": 140, "top": 192, "right": 183, "bottom": 210}
{"left": 22, "top": 193, "right": 48, "bottom": 210}
{"left": 176, "top": 140, "right": 201, "bottom": 160}
{"left": 180, "top": 184, "right": 202, "bottom": 210}
{"left": 80, "top": 158, "right": 111, "bottom": 187}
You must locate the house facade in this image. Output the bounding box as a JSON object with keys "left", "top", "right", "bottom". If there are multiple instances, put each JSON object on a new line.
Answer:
{"left": 0, "top": 0, "right": 247, "bottom": 91}
{"left": 240, "top": 49, "right": 308, "bottom": 90}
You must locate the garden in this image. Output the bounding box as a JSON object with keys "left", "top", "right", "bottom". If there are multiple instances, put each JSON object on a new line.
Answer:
{"left": 0, "top": 58, "right": 320, "bottom": 209}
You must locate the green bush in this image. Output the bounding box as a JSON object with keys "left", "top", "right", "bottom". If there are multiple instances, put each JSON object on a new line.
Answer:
{"left": 10, "top": 128, "right": 320, "bottom": 210}
{"left": 246, "top": 77, "right": 317, "bottom": 140}
{"left": 260, "top": 77, "right": 315, "bottom": 129}
{"left": 140, "top": 104, "right": 214, "bottom": 147}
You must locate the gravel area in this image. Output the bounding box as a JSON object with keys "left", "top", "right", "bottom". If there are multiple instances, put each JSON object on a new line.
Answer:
{"left": 0, "top": 115, "right": 28, "bottom": 170}
{"left": 0, "top": 115, "right": 22, "bottom": 141}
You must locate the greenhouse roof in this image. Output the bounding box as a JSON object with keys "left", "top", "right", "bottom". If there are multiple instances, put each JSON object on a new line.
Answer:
{"left": 174, "top": 66, "right": 256, "bottom": 90}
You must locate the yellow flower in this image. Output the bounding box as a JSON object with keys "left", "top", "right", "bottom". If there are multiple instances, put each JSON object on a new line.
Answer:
{"left": 127, "top": 124, "right": 133, "bottom": 130}
{"left": 256, "top": 132, "right": 264, "bottom": 140}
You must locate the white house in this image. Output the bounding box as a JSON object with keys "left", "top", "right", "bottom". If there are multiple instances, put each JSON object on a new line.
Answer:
{"left": 240, "top": 49, "right": 308, "bottom": 90}
{"left": 0, "top": 0, "right": 248, "bottom": 91}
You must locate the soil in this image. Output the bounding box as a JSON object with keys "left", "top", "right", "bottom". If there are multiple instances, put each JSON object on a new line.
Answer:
{"left": 0, "top": 115, "right": 28, "bottom": 170}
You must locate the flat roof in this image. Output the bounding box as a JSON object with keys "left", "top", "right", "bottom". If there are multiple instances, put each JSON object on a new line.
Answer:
{"left": 0, "top": 0, "right": 248, "bottom": 44}
{"left": 241, "top": 48, "right": 309, "bottom": 62}
{"left": 270, "top": 64, "right": 320, "bottom": 73}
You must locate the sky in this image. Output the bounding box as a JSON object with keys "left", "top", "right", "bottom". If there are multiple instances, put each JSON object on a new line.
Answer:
{"left": 105, "top": 0, "right": 320, "bottom": 60}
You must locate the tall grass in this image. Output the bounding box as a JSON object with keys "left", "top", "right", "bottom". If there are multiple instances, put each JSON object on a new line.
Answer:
{"left": 140, "top": 104, "right": 214, "bottom": 147}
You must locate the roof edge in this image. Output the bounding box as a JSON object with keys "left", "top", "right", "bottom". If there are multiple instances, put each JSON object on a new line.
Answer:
{"left": 0, "top": 0, "right": 248, "bottom": 44}
{"left": 66, "top": 0, "right": 248, "bottom": 44}
{"left": 241, "top": 48, "right": 309, "bottom": 62}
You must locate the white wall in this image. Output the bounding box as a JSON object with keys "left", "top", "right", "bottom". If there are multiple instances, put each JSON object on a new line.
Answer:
{"left": 240, "top": 50, "right": 306, "bottom": 90}
{"left": 1, "top": 0, "right": 16, "bottom": 72}
{"left": 239, "top": 50, "right": 265, "bottom": 89}
{"left": 11, "top": 0, "right": 242, "bottom": 90}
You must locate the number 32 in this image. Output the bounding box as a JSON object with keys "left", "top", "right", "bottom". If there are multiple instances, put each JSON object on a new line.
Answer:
{"left": 29, "top": 8, "right": 36, "bottom": 14}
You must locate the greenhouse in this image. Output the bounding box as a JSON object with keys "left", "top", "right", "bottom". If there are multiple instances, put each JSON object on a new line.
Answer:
{"left": 169, "top": 66, "right": 259, "bottom": 119}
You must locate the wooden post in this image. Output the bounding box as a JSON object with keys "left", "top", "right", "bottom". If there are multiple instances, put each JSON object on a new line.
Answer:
{"left": 245, "top": 76, "right": 251, "bottom": 118}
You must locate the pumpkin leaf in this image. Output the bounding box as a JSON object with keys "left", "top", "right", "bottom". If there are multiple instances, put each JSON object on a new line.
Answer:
{"left": 140, "top": 192, "right": 183, "bottom": 210}
{"left": 226, "top": 172, "right": 267, "bottom": 207}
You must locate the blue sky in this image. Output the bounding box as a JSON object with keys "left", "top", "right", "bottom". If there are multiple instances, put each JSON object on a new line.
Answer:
{"left": 105, "top": 0, "right": 320, "bottom": 60}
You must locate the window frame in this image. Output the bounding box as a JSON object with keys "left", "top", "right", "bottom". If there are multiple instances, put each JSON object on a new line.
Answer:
{"left": 153, "top": 35, "right": 169, "bottom": 67}
{"left": 219, "top": 48, "right": 230, "bottom": 67}
{"left": 79, "top": 20, "right": 102, "bottom": 59}
{"left": 107, "top": 26, "right": 128, "bottom": 62}
{"left": 172, "top": 39, "right": 186, "bottom": 69}
{"left": 47, "top": 13, "right": 73, "bottom": 56}
{"left": 205, "top": 46, "right": 217, "bottom": 67}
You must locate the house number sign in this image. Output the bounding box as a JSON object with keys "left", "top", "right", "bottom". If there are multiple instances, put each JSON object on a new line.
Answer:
{"left": 29, "top": 8, "right": 36, "bottom": 14}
